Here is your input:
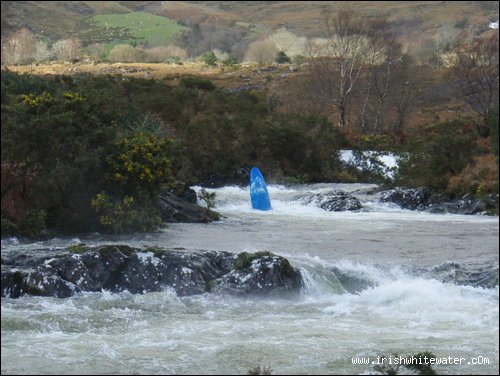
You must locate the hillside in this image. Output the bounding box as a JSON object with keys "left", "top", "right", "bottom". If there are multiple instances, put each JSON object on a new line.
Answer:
{"left": 2, "top": 1, "right": 498, "bottom": 55}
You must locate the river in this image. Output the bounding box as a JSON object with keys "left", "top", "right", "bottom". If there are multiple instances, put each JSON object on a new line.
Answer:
{"left": 1, "top": 183, "right": 499, "bottom": 374}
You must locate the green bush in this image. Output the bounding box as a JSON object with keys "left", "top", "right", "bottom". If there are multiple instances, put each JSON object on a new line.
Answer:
{"left": 222, "top": 54, "right": 239, "bottom": 66}
{"left": 396, "top": 119, "right": 477, "bottom": 190}
{"left": 275, "top": 51, "right": 291, "bottom": 64}
{"left": 179, "top": 76, "right": 216, "bottom": 91}
{"left": 106, "top": 131, "right": 175, "bottom": 197}
{"left": 202, "top": 51, "right": 217, "bottom": 66}
{"left": 91, "top": 193, "right": 164, "bottom": 233}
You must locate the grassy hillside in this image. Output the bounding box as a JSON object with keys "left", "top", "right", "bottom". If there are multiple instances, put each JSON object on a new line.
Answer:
{"left": 3, "top": 1, "right": 498, "bottom": 44}
{"left": 86, "top": 11, "right": 189, "bottom": 48}
{"left": 0, "top": 1, "right": 188, "bottom": 47}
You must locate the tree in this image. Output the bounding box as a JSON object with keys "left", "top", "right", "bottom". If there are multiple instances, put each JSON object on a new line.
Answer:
{"left": 1, "top": 28, "right": 37, "bottom": 65}
{"left": 108, "top": 44, "right": 146, "bottom": 63}
{"left": 52, "top": 38, "right": 82, "bottom": 62}
{"left": 449, "top": 33, "right": 499, "bottom": 137}
{"left": 244, "top": 39, "right": 277, "bottom": 67}
{"left": 391, "top": 54, "right": 420, "bottom": 135}
{"left": 360, "top": 18, "right": 402, "bottom": 133}
{"left": 268, "top": 28, "right": 307, "bottom": 57}
{"left": 307, "top": 10, "right": 369, "bottom": 128}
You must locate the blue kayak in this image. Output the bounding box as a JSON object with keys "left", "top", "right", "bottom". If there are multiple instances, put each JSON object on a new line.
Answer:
{"left": 250, "top": 167, "right": 272, "bottom": 211}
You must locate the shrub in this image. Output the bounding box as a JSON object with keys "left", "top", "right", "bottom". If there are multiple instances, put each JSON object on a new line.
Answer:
{"left": 222, "top": 54, "right": 239, "bottom": 66}
{"left": 275, "top": 51, "right": 291, "bottom": 64}
{"left": 199, "top": 188, "right": 216, "bottom": 209}
{"left": 202, "top": 51, "right": 217, "bottom": 66}
{"left": 108, "top": 44, "right": 146, "bottom": 63}
{"left": 179, "top": 76, "right": 216, "bottom": 91}
{"left": 396, "top": 119, "right": 477, "bottom": 190}
{"left": 91, "top": 193, "right": 164, "bottom": 233}
{"left": 106, "top": 132, "right": 175, "bottom": 197}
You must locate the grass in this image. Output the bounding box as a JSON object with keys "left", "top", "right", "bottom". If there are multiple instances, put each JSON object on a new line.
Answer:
{"left": 87, "top": 11, "right": 189, "bottom": 48}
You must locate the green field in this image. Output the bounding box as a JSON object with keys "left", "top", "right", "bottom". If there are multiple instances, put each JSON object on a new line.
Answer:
{"left": 88, "top": 11, "right": 189, "bottom": 47}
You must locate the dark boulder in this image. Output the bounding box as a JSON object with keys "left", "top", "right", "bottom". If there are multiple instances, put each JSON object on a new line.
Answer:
{"left": 169, "top": 182, "right": 198, "bottom": 204}
{"left": 380, "top": 188, "right": 497, "bottom": 215}
{"left": 428, "top": 262, "right": 499, "bottom": 289}
{"left": 1, "top": 246, "right": 303, "bottom": 299}
{"left": 380, "top": 187, "right": 434, "bottom": 210}
{"left": 157, "top": 192, "right": 220, "bottom": 223}
{"left": 213, "top": 252, "right": 303, "bottom": 296}
{"left": 427, "top": 193, "right": 498, "bottom": 215}
{"left": 306, "top": 190, "right": 363, "bottom": 211}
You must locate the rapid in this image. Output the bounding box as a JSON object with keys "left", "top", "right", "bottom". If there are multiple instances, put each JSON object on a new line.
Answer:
{"left": 1, "top": 183, "right": 498, "bottom": 374}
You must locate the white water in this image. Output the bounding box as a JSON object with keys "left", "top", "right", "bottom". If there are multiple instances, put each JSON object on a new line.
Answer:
{"left": 2, "top": 184, "right": 499, "bottom": 374}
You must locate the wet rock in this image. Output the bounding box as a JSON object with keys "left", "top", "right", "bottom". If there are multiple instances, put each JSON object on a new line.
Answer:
{"left": 157, "top": 191, "right": 220, "bottom": 222}
{"left": 380, "top": 187, "right": 433, "bottom": 210}
{"left": 427, "top": 193, "right": 497, "bottom": 215}
{"left": 1, "top": 246, "right": 303, "bottom": 299}
{"left": 213, "top": 252, "right": 303, "bottom": 296}
{"left": 380, "top": 188, "right": 497, "bottom": 215}
{"left": 331, "top": 266, "right": 376, "bottom": 294}
{"left": 306, "top": 190, "right": 363, "bottom": 211}
{"left": 429, "top": 262, "right": 499, "bottom": 289}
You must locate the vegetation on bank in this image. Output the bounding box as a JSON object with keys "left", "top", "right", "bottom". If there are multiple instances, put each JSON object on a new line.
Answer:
{"left": 1, "top": 71, "right": 346, "bottom": 236}
{"left": 1, "top": 69, "right": 498, "bottom": 237}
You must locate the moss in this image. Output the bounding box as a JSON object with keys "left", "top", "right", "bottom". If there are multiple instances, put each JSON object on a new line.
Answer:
{"left": 145, "top": 246, "right": 165, "bottom": 258}
{"left": 280, "top": 258, "right": 295, "bottom": 277}
{"left": 11, "top": 271, "right": 25, "bottom": 284}
{"left": 207, "top": 279, "right": 218, "bottom": 291}
{"left": 173, "top": 212, "right": 188, "bottom": 222}
{"left": 234, "top": 251, "right": 274, "bottom": 270}
{"left": 206, "top": 209, "right": 221, "bottom": 221}
{"left": 98, "top": 244, "right": 136, "bottom": 257}
{"left": 66, "top": 244, "right": 88, "bottom": 254}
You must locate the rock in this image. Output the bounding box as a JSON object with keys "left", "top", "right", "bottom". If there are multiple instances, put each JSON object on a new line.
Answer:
{"left": 428, "top": 262, "right": 499, "bottom": 289}
{"left": 226, "top": 84, "right": 264, "bottom": 94}
{"left": 380, "top": 188, "right": 498, "bottom": 215}
{"left": 427, "top": 193, "right": 494, "bottom": 215}
{"left": 169, "top": 182, "right": 198, "bottom": 204}
{"left": 306, "top": 190, "right": 363, "bottom": 211}
{"left": 380, "top": 187, "right": 433, "bottom": 210}
{"left": 157, "top": 191, "right": 220, "bottom": 222}
{"left": 213, "top": 252, "right": 303, "bottom": 296}
{"left": 1, "top": 246, "right": 303, "bottom": 299}
{"left": 331, "top": 266, "right": 376, "bottom": 294}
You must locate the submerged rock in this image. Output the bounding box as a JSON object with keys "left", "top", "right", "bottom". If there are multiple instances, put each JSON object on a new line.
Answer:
{"left": 306, "top": 190, "right": 363, "bottom": 211}
{"left": 1, "top": 246, "right": 302, "bottom": 299}
{"left": 428, "top": 262, "right": 499, "bottom": 289}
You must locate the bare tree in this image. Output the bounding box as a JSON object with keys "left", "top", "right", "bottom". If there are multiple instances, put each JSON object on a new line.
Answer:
{"left": 367, "top": 19, "right": 402, "bottom": 133}
{"left": 268, "top": 28, "right": 307, "bottom": 57}
{"left": 244, "top": 39, "right": 277, "bottom": 67}
{"left": 391, "top": 55, "right": 420, "bottom": 134}
{"left": 108, "top": 44, "right": 146, "bottom": 63}
{"left": 1, "top": 28, "right": 37, "bottom": 65}
{"left": 52, "top": 38, "right": 82, "bottom": 62}
{"left": 307, "top": 10, "right": 369, "bottom": 128}
{"left": 449, "top": 33, "right": 499, "bottom": 137}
